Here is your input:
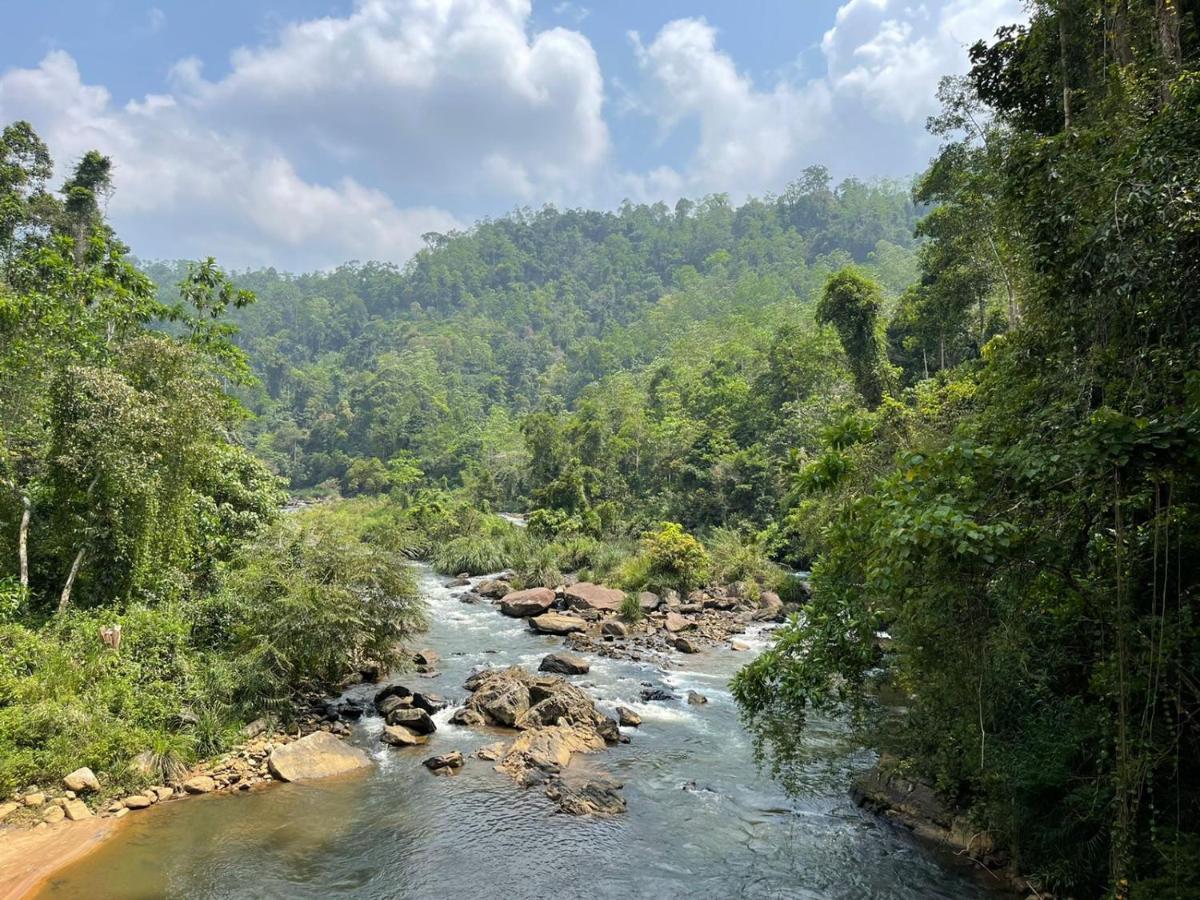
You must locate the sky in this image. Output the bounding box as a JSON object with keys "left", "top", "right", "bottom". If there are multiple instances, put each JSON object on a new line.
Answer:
{"left": 0, "top": 0, "right": 1025, "bottom": 271}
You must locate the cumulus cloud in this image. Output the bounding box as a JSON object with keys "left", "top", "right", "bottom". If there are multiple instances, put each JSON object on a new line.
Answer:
{"left": 0, "top": 0, "right": 608, "bottom": 269}
{"left": 629, "top": 0, "right": 1024, "bottom": 197}
{"left": 0, "top": 0, "right": 1025, "bottom": 269}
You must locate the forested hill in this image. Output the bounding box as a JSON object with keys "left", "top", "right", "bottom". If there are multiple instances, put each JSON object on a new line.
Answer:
{"left": 143, "top": 173, "right": 921, "bottom": 530}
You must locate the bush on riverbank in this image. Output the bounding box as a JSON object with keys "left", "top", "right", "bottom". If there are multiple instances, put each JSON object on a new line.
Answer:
{"left": 0, "top": 511, "right": 425, "bottom": 798}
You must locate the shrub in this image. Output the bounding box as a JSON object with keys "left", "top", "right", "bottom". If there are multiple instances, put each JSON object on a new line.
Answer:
{"left": 707, "top": 526, "right": 780, "bottom": 587}
{"left": 640, "top": 522, "right": 712, "bottom": 598}
{"left": 619, "top": 592, "right": 644, "bottom": 624}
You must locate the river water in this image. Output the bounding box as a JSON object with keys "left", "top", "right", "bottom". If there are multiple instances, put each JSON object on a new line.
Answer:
{"left": 38, "top": 567, "right": 1001, "bottom": 899}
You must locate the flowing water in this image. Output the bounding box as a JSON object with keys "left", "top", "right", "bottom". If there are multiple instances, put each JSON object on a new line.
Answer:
{"left": 37, "top": 567, "right": 1003, "bottom": 899}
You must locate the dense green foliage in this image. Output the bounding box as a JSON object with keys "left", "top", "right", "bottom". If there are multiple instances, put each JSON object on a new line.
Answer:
{"left": 736, "top": 3, "right": 1200, "bottom": 897}
{"left": 140, "top": 173, "right": 920, "bottom": 532}
{"left": 0, "top": 126, "right": 424, "bottom": 796}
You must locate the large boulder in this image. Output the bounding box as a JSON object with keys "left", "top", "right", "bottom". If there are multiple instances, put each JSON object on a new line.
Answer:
{"left": 377, "top": 694, "right": 413, "bottom": 718}
{"left": 475, "top": 578, "right": 510, "bottom": 599}
{"left": 374, "top": 683, "right": 413, "bottom": 708}
{"left": 500, "top": 587, "right": 557, "bottom": 617}
{"left": 529, "top": 612, "right": 587, "bottom": 635}
{"left": 616, "top": 706, "right": 641, "bottom": 727}
{"left": 538, "top": 652, "right": 590, "bottom": 675}
{"left": 672, "top": 635, "right": 702, "bottom": 654}
{"left": 63, "top": 767, "right": 100, "bottom": 794}
{"left": 267, "top": 732, "right": 373, "bottom": 782}
{"left": 381, "top": 725, "right": 428, "bottom": 747}
{"left": 638, "top": 591, "right": 662, "bottom": 612}
{"left": 449, "top": 707, "right": 486, "bottom": 727}
{"left": 385, "top": 707, "right": 438, "bottom": 735}
{"left": 663, "top": 611, "right": 691, "bottom": 633}
{"left": 563, "top": 582, "right": 625, "bottom": 613}
{"left": 182, "top": 775, "right": 217, "bottom": 794}
{"left": 465, "top": 668, "right": 531, "bottom": 726}
{"left": 411, "top": 691, "right": 448, "bottom": 714}
{"left": 752, "top": 590, "right": 784, "bottom": 622}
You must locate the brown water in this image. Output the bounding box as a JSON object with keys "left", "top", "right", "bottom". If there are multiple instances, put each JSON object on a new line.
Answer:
{"left": 38, "top": 567, "right": 1003, "bottom": 899}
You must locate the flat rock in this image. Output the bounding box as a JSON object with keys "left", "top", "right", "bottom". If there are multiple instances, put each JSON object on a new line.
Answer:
{"left": 500, "top": 587, "right": 557, "bottom": 617}
{"left": 530, "top": 612, "right": 588, "bottom": 635}
{"left": 63, "top": 799, "right": 92, "bottom": 820}
{"left": 123, "top": 794, "right": 152, "bottom": 809}
{"left": 538, "top": 652, "right": 590, "bottom": 675}
{"left": 563, "top": 582, "right": 625, "bottom": 613}
{"left": 267, "top": 732, "right": 372, "bottom": 783}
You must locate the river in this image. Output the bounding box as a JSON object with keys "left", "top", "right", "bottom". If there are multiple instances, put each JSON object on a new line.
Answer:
{"left": 37, "top": 566, "right": 1002, "bottom": 899}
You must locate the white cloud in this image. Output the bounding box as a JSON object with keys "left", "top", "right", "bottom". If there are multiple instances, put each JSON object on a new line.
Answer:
{"left": 0, "top": 0, "right": 607, "bottom": 268}
{"left": 0, "top": 0, "right": 1025, "bottom": 269}
{"left": 629, "top": 0, "right": 1023, "bottom": 198}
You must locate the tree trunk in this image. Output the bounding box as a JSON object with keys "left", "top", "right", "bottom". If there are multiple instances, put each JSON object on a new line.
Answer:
{"left": 1059, "top": 4, "right": 1073, "bottom": 130}
{"left": 1110, "top": 0, "right": 1132, "bottom": 67}
{"left": 1156, "top": 0, "right": 1182, "bottom": 103}
{"left": 18, "top": 495, "right": 30, "bottom": 589}
{"left": 58, "top": 547, "right": 85, "bottom": 614}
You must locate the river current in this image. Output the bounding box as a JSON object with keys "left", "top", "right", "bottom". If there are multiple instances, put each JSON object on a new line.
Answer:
{"left": 38, "top": 566, "right": 1000, "bottom": 899}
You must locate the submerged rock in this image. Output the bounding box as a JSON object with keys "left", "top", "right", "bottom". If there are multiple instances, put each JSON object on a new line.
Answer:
{"left": 544, "top": 778, "right": 626, "bottom": 816}
{"left": 640, "top": 686, "right": 677, "bottom": 702}
{"left": 423, "top": 751, "right": 465, "bottom": 772}
{"left": 267, "top": 732, "right": 372, "bottom": 782}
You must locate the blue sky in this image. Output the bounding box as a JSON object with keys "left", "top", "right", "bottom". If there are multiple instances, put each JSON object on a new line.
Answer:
{"left": 0, "top": 0, "right": 1023, "bottom": 270}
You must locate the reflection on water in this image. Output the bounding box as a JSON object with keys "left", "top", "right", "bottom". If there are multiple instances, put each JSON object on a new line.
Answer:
{"left": 40, "top": 566, "right": 1002, "bottom": 899}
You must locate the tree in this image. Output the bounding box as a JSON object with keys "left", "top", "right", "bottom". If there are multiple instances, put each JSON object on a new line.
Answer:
{"left": 815, "top": 268, "right": 894, "bottom": 408}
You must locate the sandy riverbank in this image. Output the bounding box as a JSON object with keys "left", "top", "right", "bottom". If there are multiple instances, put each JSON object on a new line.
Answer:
{"left": 0, "top": 818, "right": 121, "bottom": 900}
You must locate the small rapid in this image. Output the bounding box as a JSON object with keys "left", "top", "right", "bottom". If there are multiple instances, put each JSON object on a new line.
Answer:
{"left": 37, "top": 566, "right": 1003, "bottom": 899}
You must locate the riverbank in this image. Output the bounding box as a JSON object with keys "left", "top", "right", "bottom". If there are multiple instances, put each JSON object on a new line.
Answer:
{"left": 0, "top": 817, "right": 119, "bottom": 900}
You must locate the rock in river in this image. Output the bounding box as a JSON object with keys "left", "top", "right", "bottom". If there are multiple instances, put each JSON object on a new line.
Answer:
{"left": 381, "top": 724, "right": 428, "bottom": 747}
{"left": 499, "top": 587, "right": 556, "bottom": 617}
{"left": 267, "top": 731, "right": 373, "bottom": 782}
{"left": 562, "top": 582, "right": 625, "bottom": 613}
{"left": 616, "top": 706, "right": 641, "bottom": 727}
{"left": 385, "top": 707, "right": 438, "bottom": 735}
{"left": 423, "top": 751, "right": 465, "bottom": 772}
{"left": 538, "top": 652, "right": 590, "bottom": 675}
{"left": 687, "top": 691, "right": 708, "bottom": 705}
{"left": 529, "top": 612, "right": 588, "bottom": 635}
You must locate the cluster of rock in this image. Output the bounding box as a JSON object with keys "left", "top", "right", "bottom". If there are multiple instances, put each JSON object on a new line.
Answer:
{"left": 372, "top": 681, "right": 448, "bottom": 748}
{"left": 459, "top": 574, "right": 792, "bottom": 666}
{"left": 454, "top": 666, "right": 627, "bottom": 815}
{"left": 0, "top": 769, "right": 97, "bottom": 828}
{"left": 1, "top": 722, "right": 383, "bottom": 833}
